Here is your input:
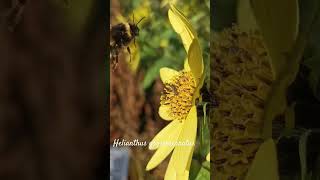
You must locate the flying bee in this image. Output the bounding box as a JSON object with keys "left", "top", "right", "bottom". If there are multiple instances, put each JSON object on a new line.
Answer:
{"left": 110, "top": 15, "right": 145, "bottom": 70}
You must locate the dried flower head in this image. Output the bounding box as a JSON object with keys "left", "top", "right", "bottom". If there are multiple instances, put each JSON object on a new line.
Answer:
{"left": 211, "top": 26, "right": 273, "bottom": 180}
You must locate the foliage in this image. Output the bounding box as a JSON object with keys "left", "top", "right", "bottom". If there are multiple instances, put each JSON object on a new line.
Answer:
{"left": 119, "top": 0, "right": 209, "bottom": 90}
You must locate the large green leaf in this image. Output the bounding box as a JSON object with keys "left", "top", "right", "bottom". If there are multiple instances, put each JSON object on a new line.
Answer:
{"left": 189, "top": 159, "right": 202, "bottom": 180}
{"left": 194, "top": 161, "right": 210, "bottom": 180}
{"left": 205, "top": 0, "right": 210, "bottom": 9}
{"left": 245, "top": 139, "right": 279, "bottom": 180}
{"left": 299, "top": 130, "right": 312, "bottom": 180}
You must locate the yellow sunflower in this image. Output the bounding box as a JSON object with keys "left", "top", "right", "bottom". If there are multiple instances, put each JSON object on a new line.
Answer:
{"left": 145, "top": 4, "right": 204, "bottom": 180}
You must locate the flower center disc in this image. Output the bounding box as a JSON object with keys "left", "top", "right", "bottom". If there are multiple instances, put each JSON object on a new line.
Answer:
{"left": 160, "top": 71, "right": 196, "bottom": 121}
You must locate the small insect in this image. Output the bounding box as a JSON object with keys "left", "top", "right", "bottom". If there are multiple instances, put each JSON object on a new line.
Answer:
{"left": 110, "top": 15, "right": 145, "bottom": 70}
{"left": 165, "top": 84, "right": 178, "bottom": 96}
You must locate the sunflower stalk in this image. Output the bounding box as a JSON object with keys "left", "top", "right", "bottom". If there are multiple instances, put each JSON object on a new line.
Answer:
{"left": 199, "top": 102, "right": 210, "bottom": 158}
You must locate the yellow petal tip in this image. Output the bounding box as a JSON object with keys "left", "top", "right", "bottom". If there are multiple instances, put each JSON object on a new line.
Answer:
{"left": 206, "top": 153, "right": 210, "bottom": 161}
{"left": 159, "top": 68, "right": 179, "bottom": 84}
{"left": 159, "top": 105, "right": 174, "bottom": 121}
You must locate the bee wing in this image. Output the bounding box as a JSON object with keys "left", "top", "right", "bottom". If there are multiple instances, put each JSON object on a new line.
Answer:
{"left": 168, "top": 4, "right": 197, "bottom": 53}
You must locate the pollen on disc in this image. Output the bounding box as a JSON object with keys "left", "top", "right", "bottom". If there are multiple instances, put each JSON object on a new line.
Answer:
{"left": 160, "top": 71, "right": 196, "bottom": 121}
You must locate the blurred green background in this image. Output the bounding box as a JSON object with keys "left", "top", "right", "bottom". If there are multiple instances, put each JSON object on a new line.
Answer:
{"left": 118, "top": 0, "right": 210, "bottom": 90}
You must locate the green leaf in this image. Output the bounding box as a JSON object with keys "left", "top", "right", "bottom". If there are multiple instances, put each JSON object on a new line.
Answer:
{"left": 245, "top": 139, "right": 279, "bottom": 180}
{"left": 299, "top": 129, "right": 312, "bottom": 180}
{"left": 250, "top": 0, "right": 299, "bottom": 77}
{"left": 194, "top": 161, "right": 210, "bottom": 180}
{"left": 199, "top": 102, "right": 210, "bottom": 158}
{"left": 142, "top": 58, "right": 175, "bottom": 89}
{"left": 189, "top": 159, "right": 202, "bottom": 180}
{"left": 204, "top": 0, "right": 210, "bottom": 9}
{"left": 202, "top": 161, "right": 210, "bottom": 169}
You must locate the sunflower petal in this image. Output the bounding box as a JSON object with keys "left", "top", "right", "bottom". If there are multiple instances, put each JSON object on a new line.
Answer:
{"left": 188, "top": 39, "right": 203, "bottom": 86}
{"left": 160, "top": 67, "right": 179, "bottom": 84}
{"left": 159, "top": 105, "right": 174, "bottom": 121}
{"left": 164, "top": 154, "right": 177, "bottom": 180}
{"left": 184, "top": 58, "right": 191, "bottom": 71}
{"left": 245, "top": 139, "right": 279, "bottom": 180}
{"left": 206, "top": 153, "right": 210, "bottom": 161}
{"left": 165, "top": 145, "right": 194, "bottom": 179}
{"left": 164, "top": 147, "right": 192, "bottom": 180}
{"left": 184, "top": 146, "right": 194, "bottom": 176}
{"left": 146, "top": 146, "right": 174, "bottom": 171}
{"left": 177, "top": 171, "right": 189, "bottom": 180}
{"left": 164, "top": 162, "right": 190, "bottom": 180}
{"left": 170, "top": 106, "right": 197, "bottom": 175}
{"left": 146, "top": 124, "right": 182, "bottom": 171}
{"left": 168, "top": 4, "right": 197, "bottom": 52}
{"left": 149, "top": 120, "right": 183, "bottom": 150}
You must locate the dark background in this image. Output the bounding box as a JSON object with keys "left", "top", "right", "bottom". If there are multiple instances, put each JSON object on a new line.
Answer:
{"left": 0, "top": 0, "right": 108, "bottom": 179}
